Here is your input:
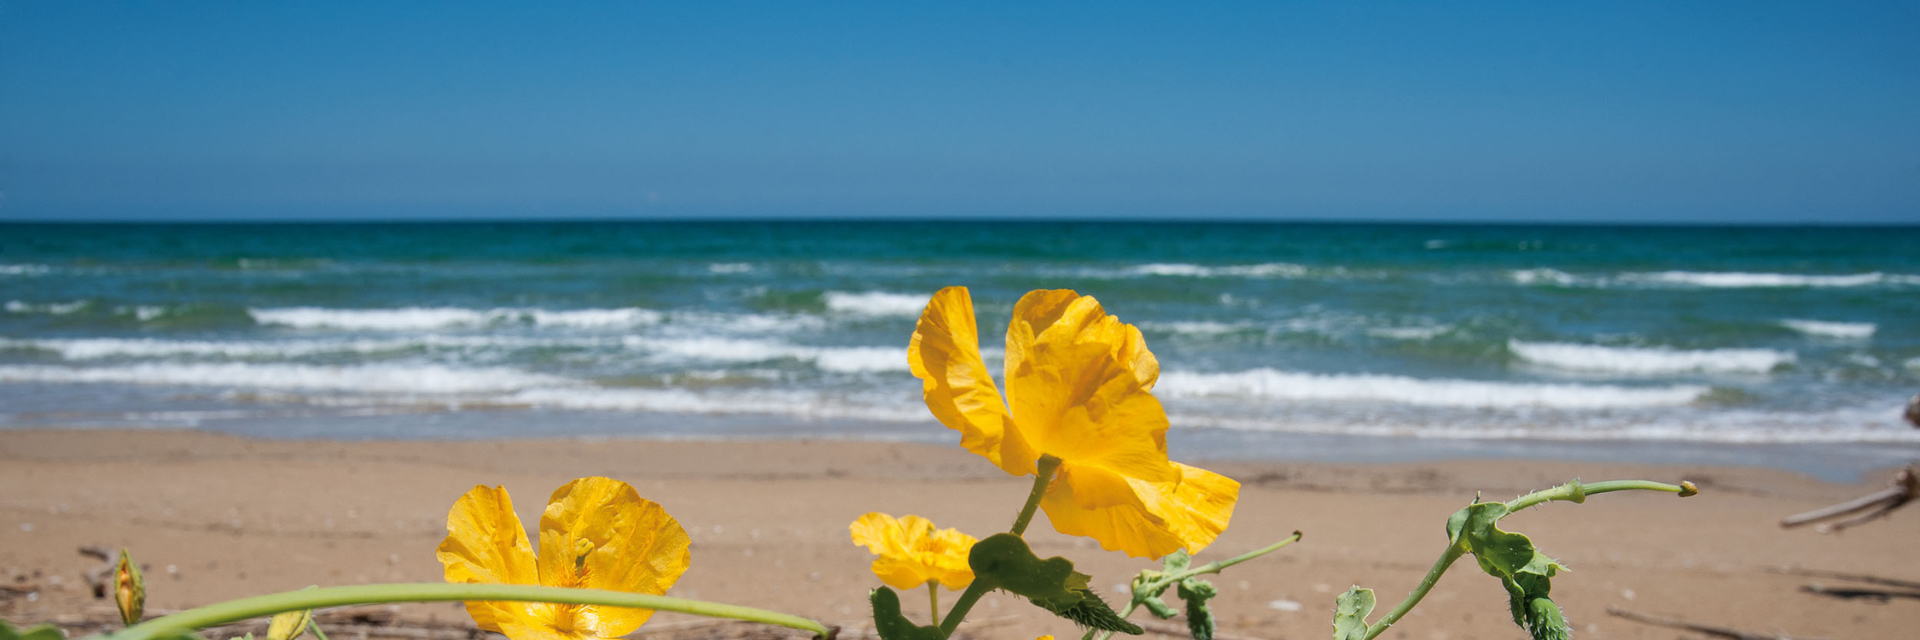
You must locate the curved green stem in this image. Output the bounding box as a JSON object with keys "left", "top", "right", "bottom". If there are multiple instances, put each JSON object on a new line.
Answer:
{"left": 942, "top": 455, "right": 1065, "bottom": 638}
{"left": 99, "top": 584, "right": 832, "bottom": 640}
{"left": 1009, "top": 455, "right": 1063, "bottom": 536}
{"left": 1189, "top": 531, "right": 1303, "bottom": 576}
{"left": 1361, "top": 545, "right": 1465, "bottom": 640}
{"left": 1505, "top": 479, "right": 1695, "bottom": 512}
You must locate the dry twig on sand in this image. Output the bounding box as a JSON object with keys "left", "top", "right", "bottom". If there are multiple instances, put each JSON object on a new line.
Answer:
{"left": 1780, "top": 466, "right": 1917, "bottom": 532}
{"left": 1606, "top": 607, "right": 1830, "bottom": 640}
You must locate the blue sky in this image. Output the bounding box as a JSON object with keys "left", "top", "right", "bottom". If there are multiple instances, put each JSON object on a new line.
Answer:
{"left": 2, "top": 2, "right": 1916, "bottom": 222}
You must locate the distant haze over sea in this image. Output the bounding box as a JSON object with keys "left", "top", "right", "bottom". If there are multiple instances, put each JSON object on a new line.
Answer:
{"left": 3, "top": 222, "right": 1917, "bottom": 475}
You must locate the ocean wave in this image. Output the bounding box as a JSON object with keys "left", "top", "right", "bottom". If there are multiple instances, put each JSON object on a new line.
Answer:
{"left": 1780, "top": 319, "right": 1877, "bottom": 339}
{"left": 0, "top": 335, "right": 613, "bottom": 360}
{"left": 708, "top": 262, "right": 754, "bottom": 274}
{"left": 504, "top": 387, "right": 926, "bottom": 422}
{"left": 822, "top": 291, "right": 928, "bottom": 317}
{"left": 5, "top": 300, "right": 90, "bottom": 314}
{"left": 249, "top": 306, "right": 664, "bottom": 330}
{"left": 1508, "top": 340, "right": 1795, "bottom": 375}
{"left": 1126, "top": 263, "right": 1312, "bottom": 278}
{"left": 1507, "top": 268, "right": 1582, "bottom": 286}
{"left": 1622, "top": 271, "right": 1915, "bottom": 288}
{"left": 0, "top": 264, "right": 52, "bottom": 276}
{"left": 1156, "top": 368, "right": 1707, "bottom": 409}
{"left": 0, "top": 363, "right": 567, "bottom": 394}
{"left": 623, "top": 336, "right": 907, "bottom": 373}
{"left": 1179, "top": 406, "right": 1920, "bottom": 444}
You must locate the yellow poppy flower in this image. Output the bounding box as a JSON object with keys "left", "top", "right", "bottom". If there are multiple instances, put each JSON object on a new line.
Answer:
{"left": 908, "top": 286, "right": 1239, "bottom": 559}
{"left": 437, "top": 477, "right": 691, "bottom": 640}
{"left": 849, "top": 512, "right": 978, "bottom": 590}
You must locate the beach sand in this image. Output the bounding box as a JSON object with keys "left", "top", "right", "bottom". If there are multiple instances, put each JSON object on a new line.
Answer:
{"left": 2, "top": 429, "right": 1914, "bottom": 640}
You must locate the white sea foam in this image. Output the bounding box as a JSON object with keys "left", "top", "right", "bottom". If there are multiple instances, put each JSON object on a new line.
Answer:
{"left": 1507, "top": 268, "right": 1582, "bottom": 286}
{"left": 1508, "top": 341, "right": 1795, "bottom": 375}
{"left": 0, "top": 363, "right": 567, "bottom": 394}
{"left": 250, "top": 306, "right": 662, "bottom": 330}
{"left": 1620, "top": 271, "right": 1919, "bottom": 288}
{"left": 1156, "top": 368, "right": 1708, "bottom": 409}
{"left": 708, "top": 262, "right": 754, "bottom": 274}
{"left": 0, "top": 336, "right": 603, "bottom": 360}
{"left": 1127, "top": 263, "right": 1311, "bottom": 278}
{"left": 1143, "top": 321, "right": 1254, "bottom": 336}
{"left": 4, "top": 300, "right": 90, "bottom": 314}
{"left": 1367, "top": 326, "right": 1450, "bottom": 340}
{"left": 0, "top": 264, "right": 52, "bottom": 276}
{"left": 504, "top": 387, "right": 927, "bottom": 422}
{"left": 622, "top": 336, "right": 907, "bottom": 373}
{"left": 822, "top": 291, "right": 928, "bottom": 317}
{"left": 1780, "top": 319, "right": 1877, "bottom": 339}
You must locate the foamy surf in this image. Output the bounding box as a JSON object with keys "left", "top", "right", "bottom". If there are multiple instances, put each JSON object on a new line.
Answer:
{"left": 249, "top": 306, "right": 665, "bottom": 330}
{"left": 1781, "top": 319, "right": 1877, "bottom": 339}
{"left": 822, "top": 291, "right": 929, "bottom": 317}
{"left": 0, "top": 362, "right": 568, "bottom": 394}
{"left": 1156, "top": 368, "right": 1708, "bottom": 409}
{"left": 1124, "top": 263, "right": 1312, "bottom": 278}
{"left": 1508, "top": 340, "right": 1796, "bottom": 375}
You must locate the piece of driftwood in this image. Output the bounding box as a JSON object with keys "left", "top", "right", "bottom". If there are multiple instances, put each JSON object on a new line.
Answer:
{"left": 1763, "top": 567, "right": 1920, "bottom": 592}
{"left": 1606, "top": 607, "right": 1830, "bottom": 640}
{"left": 1780, "top": 466, "right": 1917, "bottom": 532}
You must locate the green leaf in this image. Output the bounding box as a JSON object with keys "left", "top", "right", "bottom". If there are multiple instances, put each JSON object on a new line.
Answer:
{"left": 0, "top": 619, "right": 65, "bottom": 640}
{"left": 1445, "top": 503, "right": 1570, "bottom": 638}
{"left": 869, "top": 587, "right": 944, "bottom": 640}
{"left": 1331, "top": 587, "right": 1374, "bottom": 640}
{"left": 1035, "top": 589, "right": 1143, "bottom": 635}
{"left": 1140, "top": 595, "right": 1179, "bottom": 620}
{"left": 1160, "top": 550, "right": 1192, "bottom": 574}
{"left": 1177, "top": 579, "right": 1217, "bottom": 640}
{"left": 968, "top": 534, "right": 1090, "bottom": 608}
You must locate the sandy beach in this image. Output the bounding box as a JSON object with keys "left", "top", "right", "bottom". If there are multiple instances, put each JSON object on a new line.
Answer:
{"left": 2, "top": 429, "right": 1915, "bottom": 640}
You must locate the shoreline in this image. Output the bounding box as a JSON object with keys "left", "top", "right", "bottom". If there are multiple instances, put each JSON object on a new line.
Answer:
{"left": 3, "top": 429, "right": 1916, "bottom": 640}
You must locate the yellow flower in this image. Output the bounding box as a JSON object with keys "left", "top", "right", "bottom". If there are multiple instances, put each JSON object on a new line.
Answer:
{"left": 437, "top": 477, "right": 691, "bottom": 640}
{"left": 850, "top": 513, "right": 978, "bottom": 590}
{"left": 908, "top": 287, "right": 1239, "bottom": 559}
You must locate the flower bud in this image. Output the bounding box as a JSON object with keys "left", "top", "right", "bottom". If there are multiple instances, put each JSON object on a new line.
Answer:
{"left": 267, "top": 608, "right": 314, "bottom": 640}
{"left": 114, "top": 548, "right": 145, "bottom": 626}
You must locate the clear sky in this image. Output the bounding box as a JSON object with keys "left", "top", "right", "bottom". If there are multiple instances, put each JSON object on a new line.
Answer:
{"left": 2, "top": 2, "right": 1916, "bottom": 223}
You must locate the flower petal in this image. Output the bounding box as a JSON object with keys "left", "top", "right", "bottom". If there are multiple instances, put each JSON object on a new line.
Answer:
{"left": 1039, "top": 462, "right": 1240, "bottom": 559}
{"left": 910, "top": 286, "right": 1036, "bottom": 476}
{"left": 850, "top": 512, "right": 977, "bottom": 590}
{"left": 1004, "top": 290, "right": 1174, "bottom": 483}
{"left": 436, "top": 485, "right": 541, "bottom": 634}
{"left": 537, "top": 477, "right": 691, "bottom": 638}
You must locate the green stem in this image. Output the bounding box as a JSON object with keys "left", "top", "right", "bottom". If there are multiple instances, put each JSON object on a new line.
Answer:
{"left": 937, "top": 582, "right": 990, "bottom": 638}
{"left": 1505, "top": 479, "right": 1695, "bottom": 512}
{"left": 927, "top": 584, "right": 941, "bottom": 629}
{"left": 1088, "top": 531, "right": 1304, "bottom": 640}
{"left": 98, "top": 584, "right": 832, "bottom": 640}
{"left": 305, "top": 619, "right": 329, "bottom": 640}
{"left": 1009, "top": 455, "right": 1063, "bottom": 536}
{"left": 1361, "top": 545, "right": 1466, "bottom": 640}
{"left": 942, "top": 455, "right": 1064, "bottom": 638}
{"left": 1188, "top": 531, "right": 1303, "bottom": 576}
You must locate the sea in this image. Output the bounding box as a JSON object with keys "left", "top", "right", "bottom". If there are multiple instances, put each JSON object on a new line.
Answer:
{"left": 4, "top": 222, "right": 1917, "bottom": 480}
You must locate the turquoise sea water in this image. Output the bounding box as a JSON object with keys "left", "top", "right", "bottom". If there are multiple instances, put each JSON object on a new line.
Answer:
{"left": 3, "top": 222, "right": 1917, "bottom": 475}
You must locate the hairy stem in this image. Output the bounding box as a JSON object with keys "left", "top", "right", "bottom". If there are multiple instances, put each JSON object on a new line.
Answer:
{"left": 1010, "top": 455, "right": 1063, "bottom": 536}
{"left": 99, "top": 584, "right": 832, "bottom": 640}
{"left": 1506, "top": 479, "right": 1695, "bottom": 512}
{"left": 1362, "top": 545, "right": 1466, "bottom": 640}
{"left": 943, "top": 455, "right": 1065, "bottom": 638}
{"left": 1189, "top": 531, "right": 1303, "bottom": 576}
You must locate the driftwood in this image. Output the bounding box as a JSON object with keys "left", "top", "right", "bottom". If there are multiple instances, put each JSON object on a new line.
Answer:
{"left": 1780, "top": 466, "right": 1917, "bottom": 532}
{"left": 1606, "top": 607, "right": 1830, "bottom": 640}
{"left": 1136, "top": 619, "right": 1276, "bottom": 640}
{"left": 1763, "top": 567, "right": 1920, "bottom": 603}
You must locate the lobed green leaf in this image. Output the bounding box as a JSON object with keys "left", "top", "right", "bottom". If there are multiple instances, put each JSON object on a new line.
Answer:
{"left": 1177, "top": 579, "right": 1217, "bottom": 640}
{"left": 1445, "top": 502, "right": 1569, "bottom": 636}
{"left": 0, "top": 619, "right": 64, "bottom": 640}
{"left": 869, "top": 588, "right": 944, "bottom": 640}
{"left": 1331, "top": 587, "right": 1374, "bottom": 640}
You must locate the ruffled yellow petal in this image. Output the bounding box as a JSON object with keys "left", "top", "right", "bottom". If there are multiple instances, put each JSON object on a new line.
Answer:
{"left": 910, "top": 286, "right": 1036, "bottom": 476}
{"left": 849, "top": 512, "right": 977, "bottom": 590}
{"left": 1004, "top": 290, "right": 1174, "bottom": 484}
{"left": 436, "top": 485, "right": 541, "bottom": 635}
{"left": 1039, "top": 462, "right": 1240, "bottom": 559}
{"left": 534, "top": 477, "right": 691, "bottom": 639}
